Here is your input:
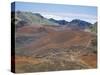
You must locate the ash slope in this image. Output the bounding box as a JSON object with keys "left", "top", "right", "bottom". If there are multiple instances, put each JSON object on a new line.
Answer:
{"left": 12, "top": 11, "right": 97, "bottom": 73}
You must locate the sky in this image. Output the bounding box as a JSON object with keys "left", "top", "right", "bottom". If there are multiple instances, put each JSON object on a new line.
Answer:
{"left": 12, "top": 2, "right": 97, "bottom": 24}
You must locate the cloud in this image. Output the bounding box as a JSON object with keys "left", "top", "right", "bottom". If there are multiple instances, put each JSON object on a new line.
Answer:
{"left": 35, "top": 12, "right": 97, "bottom": 24}
{"left": 42, "top": 14, "right": 64, "bottom": 20}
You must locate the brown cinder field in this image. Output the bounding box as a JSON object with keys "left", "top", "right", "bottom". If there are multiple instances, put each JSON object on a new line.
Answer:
{"left": 14, "top": 25, "right": 97, "bottom": 73}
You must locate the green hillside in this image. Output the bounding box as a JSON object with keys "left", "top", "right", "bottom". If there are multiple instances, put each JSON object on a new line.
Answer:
{"left": 90, "top": 22, "right": 97, "bottom": 33}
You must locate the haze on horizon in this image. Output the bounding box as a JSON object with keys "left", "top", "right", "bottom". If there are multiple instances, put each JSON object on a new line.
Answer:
{"left": 13, "top": 2, "right": 97, "bottom": 24}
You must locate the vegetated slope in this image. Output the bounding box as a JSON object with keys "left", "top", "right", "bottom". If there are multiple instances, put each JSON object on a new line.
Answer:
{"left": 15, "top": 24, "right": 97, "bottom": 73}
{"left": 90, "top": 22, "right": 97, "bottom": 33}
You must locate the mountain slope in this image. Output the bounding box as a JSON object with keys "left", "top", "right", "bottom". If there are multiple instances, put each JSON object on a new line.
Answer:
{"left": 49, "top": 18, "right": 92, "bottom": 29}
{"left": 68, "top": 19, "right": 92, "bottom": 29}
{"left": 49, "top": 18, "right": 68, "bottom": 25}
{"left": 13, "top": 12, "right": 97, "bottom": 72}
{"left": 90, "top": 22, "right": 97, "bottom": 33}
{"left": 15, "top": 26, "right": 97, "bottom": 72}
{"left": 14, "top": 11, "right": 59, "bottom": 28}
{"left": 13, "top": 11, "right": 93, "bottom": 30}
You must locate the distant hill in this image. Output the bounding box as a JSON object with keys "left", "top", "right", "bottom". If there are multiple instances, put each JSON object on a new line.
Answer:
{"left": 49, "top": 18, "right": 68, "bottom": 25}
{"left": 49, "top": 18, "right": 92, "bottom": 29}
{"left": 12, "top": 11, "right": 94, "bottom": 30}
{"left": 67, "top": 19, "right": 92, "bottom": 29}
{"left": 12, "top": 11, "right": 59, "bottom": 28}
{"left": 90, "top": 22, "right": 97, "bottom": 33}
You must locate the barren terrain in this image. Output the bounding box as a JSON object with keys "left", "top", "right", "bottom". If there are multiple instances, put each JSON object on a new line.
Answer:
{"left": 14, "top": 25, "right": 97, "bottom": 73}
